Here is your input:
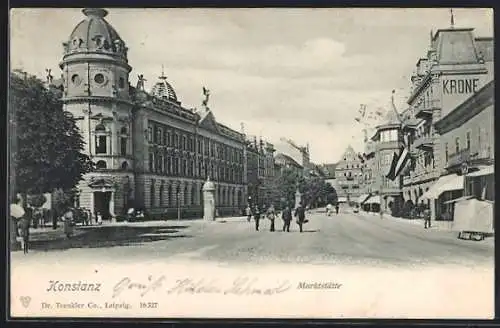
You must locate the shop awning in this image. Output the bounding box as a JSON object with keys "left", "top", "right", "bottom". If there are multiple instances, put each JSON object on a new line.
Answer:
{"left": 421, "top": 174, "right": 464, "bottom": 200}
{"left": 364, "top": 195, "right": 380, "bottom": 204}
{"left": 467, "top": 165, "right": 494, "bottom": 177}
{"left": 337, "top": 197, "right": 347, "bottom": 203}
{"left": 443, "top": 195, "right": 475, "bottom": 204}
{"left": 357, "top": 194, "right": 370, "bottom": 204}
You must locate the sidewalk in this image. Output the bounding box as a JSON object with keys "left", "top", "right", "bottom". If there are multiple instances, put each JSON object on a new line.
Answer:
{"left": 17, "top": 226, "right": 87, "bottom": 242}
{"left": 357, "top": 210, "right": 432, "bottom": 228}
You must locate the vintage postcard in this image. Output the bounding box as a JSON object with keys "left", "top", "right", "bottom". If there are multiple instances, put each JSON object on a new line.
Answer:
{"left": 8, "top": 7, "right": 494, "bottom": 319}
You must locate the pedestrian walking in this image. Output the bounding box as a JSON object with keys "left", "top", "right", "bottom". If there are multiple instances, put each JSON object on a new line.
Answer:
{"left": 253, "top": 206, "right": 261, "bottom": 231}
{"left": 246, "top": 205, "right": 252, "bottom": 222}
{"left": 97, "top": 211, "right": 103, "bottom": 225}
{"left": 282, "top": 206, "right": 292, "bottom": 232}
{"left": 21, "top": 215, "right": 31, "bottom": 254}
{"left": 423, "top": 207, "right": 431, "bottom": 229}
{"left": 63, "top": 209, "right": 74, "bottom": 239}
{"left": 335, "top": 203, "right": 339, "bottom": 215}
{"left": 294, "top": 203, "right": 308, "bottom": 233}
{"left": 267, "top": 205, "right": 276, "bottom": 232}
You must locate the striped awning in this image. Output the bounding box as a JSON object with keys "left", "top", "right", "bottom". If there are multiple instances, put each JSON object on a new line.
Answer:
{"left": 421, "top": 174, "right": 464, "bottom": 200}
{"left": 443, "top": 195, "right": 474, "bottom": 204}
{"left": 357, "top": 194, "right": 370, "bottom": 204}
{"left": 364, "top": 195, "right": 381, "bottom": 204}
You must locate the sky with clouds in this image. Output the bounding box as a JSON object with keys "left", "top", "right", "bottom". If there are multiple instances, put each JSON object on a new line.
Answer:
{"left": 10, "top": 8, "right": 493, "bottom": 163}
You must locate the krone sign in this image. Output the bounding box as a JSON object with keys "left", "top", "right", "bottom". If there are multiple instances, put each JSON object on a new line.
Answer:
{"left": 442, "top": 78, "right": 480, "bottom": 95}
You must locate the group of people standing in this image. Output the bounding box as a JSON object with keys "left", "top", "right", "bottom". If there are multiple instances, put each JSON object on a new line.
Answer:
{"left": 245, "top": 203, "right": 309, "bottom": 233}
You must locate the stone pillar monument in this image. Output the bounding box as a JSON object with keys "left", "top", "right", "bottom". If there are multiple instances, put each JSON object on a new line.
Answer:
{"left": 202, "top": 177, "right": 216, "bottom": 221}
{"left": 294, "top": 187, "right": 302, "bottom": 209}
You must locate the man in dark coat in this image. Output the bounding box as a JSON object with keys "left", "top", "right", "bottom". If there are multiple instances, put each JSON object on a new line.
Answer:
{"left": 253, "top": 206, "right": 261, "bottom": 231}
{"left": 282, "top": 206, "right": 292, "bottom": 232}
{"left": 21, "top": 215, "right": 31, "bottom": 254}
{"left": 294, "top": 204, "right": 307, "bottom": 233}
{"left": 335, "top": 203, "right": 339, "bottom": 215}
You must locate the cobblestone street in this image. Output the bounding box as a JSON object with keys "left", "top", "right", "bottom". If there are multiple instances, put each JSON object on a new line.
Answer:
{"left": 11, "top": 208, "right": 494, "bottom": 268}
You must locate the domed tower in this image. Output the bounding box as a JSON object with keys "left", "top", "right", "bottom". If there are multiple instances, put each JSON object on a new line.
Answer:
{"left": 60, "top": 8, "right": 134, "bottom": 220}
{"left": 150, "top": 67, "right": 180, "bottom": 104}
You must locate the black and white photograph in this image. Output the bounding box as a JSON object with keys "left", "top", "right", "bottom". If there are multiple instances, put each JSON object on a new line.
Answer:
{"left": 8, "top": 7, "right": 494, "bottom": 319}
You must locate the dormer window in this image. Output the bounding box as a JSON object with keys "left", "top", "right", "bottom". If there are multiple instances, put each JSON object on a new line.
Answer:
{"left": 71, "top": 37, "right": 83, "bottom": 49}
{"left": 93, "top": 35, "right": 105, "bottom": 49}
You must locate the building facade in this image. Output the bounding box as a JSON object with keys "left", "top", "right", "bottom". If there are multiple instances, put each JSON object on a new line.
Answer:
{"left": 432, "top": 80, "right": 494, "bottom": 220}
{"left": 401, "top": 27, "right": 493, "bottom": 220}
{"left": 369, "top": 110, "right": 405, "bottom": 215}
{"left": 59, "top": 8, "right": 247, "bottom": 220}
{"left": 245, "top": 137, "right": 276, "bottom": 208}
{"left": 334, "top": 145, "right": 364, "bottom": 203}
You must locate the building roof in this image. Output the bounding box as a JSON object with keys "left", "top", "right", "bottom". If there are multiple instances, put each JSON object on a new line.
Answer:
{"left": 151, "top": 74, "right": 178, "bottom": 102}
{"left": 434, "top": 28, "right": 480, "bottom": 65}
{"left": 65, "top": 8, "right": 126, "bottom": 59}
{"left": 275, "top": 153, "right": 303, "bottom": 168}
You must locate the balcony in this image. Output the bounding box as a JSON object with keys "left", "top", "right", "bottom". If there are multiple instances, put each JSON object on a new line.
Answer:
{"left": 414, "top": 100, "right": 439, "bottom": 120}
{"left": 413, "top": 134, "right": 433, "bottom": 151}
{"left": 447, "top": 149, "right": 472, "bottom": 169}
{"left": 447, "top": 147, "right": 494, "bottom": 169}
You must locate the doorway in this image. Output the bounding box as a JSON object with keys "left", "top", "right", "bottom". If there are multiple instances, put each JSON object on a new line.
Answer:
{"left": 94, "top": 191, "right": 112, "bottom": 219}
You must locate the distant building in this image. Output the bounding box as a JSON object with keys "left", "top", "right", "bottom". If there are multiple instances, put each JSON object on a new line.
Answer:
{"left": 334, "top": 145, "right": 364, "bottom": 203}
{"left": 245, "top": 136, "right": 276, "bottom": 208}
{"left": 274, "top": 152, "right": 303, "bottom": 177}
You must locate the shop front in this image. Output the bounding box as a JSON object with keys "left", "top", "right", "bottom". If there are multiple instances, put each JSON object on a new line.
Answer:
{"left": 421, "top": 173, "right": 464, "bottom": 221}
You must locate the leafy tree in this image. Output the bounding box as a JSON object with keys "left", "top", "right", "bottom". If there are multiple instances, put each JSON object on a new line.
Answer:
{"left": 299, "top": 177, "right": 338, "bottom": 208}
{"left": 9, "top": 71, "right": 93, "bottom": 205}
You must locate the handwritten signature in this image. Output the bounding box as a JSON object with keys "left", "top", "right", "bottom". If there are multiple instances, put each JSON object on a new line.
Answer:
{"left": 112, "top": 276, "right": 291, "bottom": 298}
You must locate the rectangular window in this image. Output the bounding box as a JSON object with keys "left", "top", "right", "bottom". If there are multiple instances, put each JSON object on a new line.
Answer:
{"left": 149, "top": 152, "right": 154, "bottom": 172}
{"left": 157, "top": 127, "right": 163, "bottom": 145}
{"left": 95, "top": 136, "right": 107, "bottom": 154}
{"left": 455, "top": 137, "right": 460, "bottom": 154}
{"left": 466, "top": 131, "right": 471, "bottom": 150}
{"left": 445, "top": 143, "right": 449, "bottom": 162}
{"left": 120, "top": 137, "right": 127, "bottom": 156}
{"left": 478, "top": 127, "right": 482, "bottom": 151}
{"left": 147, "top": 126, "right": 153, "bottom": 143}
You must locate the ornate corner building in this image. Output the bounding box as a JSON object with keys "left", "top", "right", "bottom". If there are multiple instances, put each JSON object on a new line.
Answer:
{"left": 59, "top": 8, "right": 248, "bottom": 220}
{"left": 401, "top": 27, "right": 494, "bottom": 221}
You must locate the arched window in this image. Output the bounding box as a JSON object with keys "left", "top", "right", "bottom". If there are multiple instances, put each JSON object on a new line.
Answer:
{"left": 96, "top": 160, "right": 107, "bottom": 169}
{"left": 95, "top": 124, "right": 107, "bottom": 154}
{"left": 120, "top": 127, "right": 128, "bottom": 135}
{"left": 95, "top": 124, "right": 106, "bottom": 132}
{"left": 121, "top": 161, "right": 128, "bottom": 170}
